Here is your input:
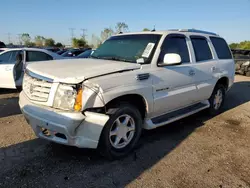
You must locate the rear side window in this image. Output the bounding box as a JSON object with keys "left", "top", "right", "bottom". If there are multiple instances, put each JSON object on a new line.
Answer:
{"left": 158, "top": 36, "right": 190, "bottom": 63}
{"left": 26, "top": 51, "right": 53, "bottom": 62}
{"left": 191, "top": 37, "right": 212, "bottom": 62}
{"left": 210, "top": 37, "right": 232, "bottom": 59}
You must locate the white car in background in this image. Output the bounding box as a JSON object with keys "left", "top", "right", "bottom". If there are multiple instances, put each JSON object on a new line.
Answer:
{"left": 0, "top": 48, "right": 63, "bottom": 89}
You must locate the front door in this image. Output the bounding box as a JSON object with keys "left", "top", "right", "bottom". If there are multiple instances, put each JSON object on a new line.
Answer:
{"left": 152, "top": 34, "right": 197, "bottom": 117}
{"left": 0, "top": 50, "right": 22, "bottom": 89}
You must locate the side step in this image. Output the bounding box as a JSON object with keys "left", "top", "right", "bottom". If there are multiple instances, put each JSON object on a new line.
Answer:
{"left": 144, "top": 101, "right": 210, "bottom": 129}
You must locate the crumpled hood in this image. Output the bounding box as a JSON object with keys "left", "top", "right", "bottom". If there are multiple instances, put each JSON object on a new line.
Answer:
{"left": 27, "top": 58, "right": 141, "bottom": 83}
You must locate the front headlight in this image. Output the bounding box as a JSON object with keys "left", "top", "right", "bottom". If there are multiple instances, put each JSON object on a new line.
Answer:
{"left": 53, "top": 84, "right": 82, "bottom": 111}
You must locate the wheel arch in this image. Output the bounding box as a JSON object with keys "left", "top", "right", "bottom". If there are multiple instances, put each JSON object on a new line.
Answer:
{"left": 216, "top": 76, "right": 229, "bottom": 90}
{"left": 105, "top": 93, "right": 149, "bottom": 119}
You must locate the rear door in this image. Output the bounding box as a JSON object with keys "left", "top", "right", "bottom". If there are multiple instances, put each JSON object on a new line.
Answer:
{"left": 189, "top": 36, "right": 218, "bottom": 102}
{"left": 0, "top": 50, "right": 21, "bottom": 88}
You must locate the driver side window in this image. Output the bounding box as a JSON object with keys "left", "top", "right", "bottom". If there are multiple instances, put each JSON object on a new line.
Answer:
{"left": 158, "top": 35, "right": 190, "bottom": 64}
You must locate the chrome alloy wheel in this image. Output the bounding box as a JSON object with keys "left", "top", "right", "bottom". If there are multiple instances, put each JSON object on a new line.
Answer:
{"left": 109, "top": 114, "right": 136, "bottom": 149}
{"left": 213, "top": 89, "right": 223, "bottom": 110}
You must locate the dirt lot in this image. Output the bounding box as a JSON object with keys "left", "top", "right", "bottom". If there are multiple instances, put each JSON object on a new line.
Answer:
{"left": 0, "top": 75, "right": 250, "bottom": 188}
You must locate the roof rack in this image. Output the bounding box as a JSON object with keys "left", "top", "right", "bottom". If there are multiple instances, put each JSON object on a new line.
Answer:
{"left": 168, "top": 29, "right": 218, "bottom": 36}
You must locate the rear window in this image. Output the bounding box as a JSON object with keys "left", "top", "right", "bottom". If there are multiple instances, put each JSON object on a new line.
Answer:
{"left": 210, "top": 37, "right": 232, "bottom": 59}
{"left": 191, "top": 37, "right": 213, "bottom": 62}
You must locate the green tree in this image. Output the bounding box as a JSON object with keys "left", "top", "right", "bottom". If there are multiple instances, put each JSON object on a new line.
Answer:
{"left": 101, "top": 28, "right": 114, "bottom": 42}
{"left": 27, "top": 42, "right": 36, "bottom": 47}
{"left": 229, "top": 43, "right": 238, "bottom": 49}
{"left": 34, "top": 35, "right": 45, "bottom": 47}
{"left": 21, "top": 33, "right": 31, "bottom": 46}
{"left": 143, "top": 28, "right": 150, "bottom": 31}
{"left": 72, "top": 37, "right": 88, "bottom": 48}
{"left": 115, "top": 22, "right": 129, "bottom": 33}
{"left": 91, "top": 34, "right": 102, "bottom": 48}
{"left": 45, "top": 38, "right": 55, "bottom": 47}
{"left": 55, "top": 42, "right": 63, "bottom": 48}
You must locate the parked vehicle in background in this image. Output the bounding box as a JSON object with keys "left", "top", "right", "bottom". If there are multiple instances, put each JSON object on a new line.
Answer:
{"left": 61, "top": 48, "right": 91, "bottom": 57}
{"left": 231, "top": 49, "right": 250, "bottom": 77}
{"left": 0, "top": 41, "right": 6, "bottom": 48}
{"left": 20, "top": 29, "right": 234, "bottom": 159}
{"left": 57, "top": 49, "right": 68, "bottom": 55}
{"left": 0, "top": 48, "right": 63, "bottom": 89}
{"left": 77, "top": 49, "right": 95, "bottom": 58}
{"left": 44, "top": 47, "right": 60, "bottom": 53}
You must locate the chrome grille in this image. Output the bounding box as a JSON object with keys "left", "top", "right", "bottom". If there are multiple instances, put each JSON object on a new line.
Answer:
{"left": 23, "top": 73, "right": 52, "bottom": 102}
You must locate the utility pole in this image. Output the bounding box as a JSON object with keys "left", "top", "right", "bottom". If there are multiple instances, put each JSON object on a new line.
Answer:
{"left": 69, "top": 28, "right": 75, "bottom": 45}
{"left": 18, "top": 34, "right": 22, "bottom": 45}
{"left": 7, "top": 33, "right": 11, "bottom": 44}
{"left": 80, "top": 28, "right": 87, "bottom": 39}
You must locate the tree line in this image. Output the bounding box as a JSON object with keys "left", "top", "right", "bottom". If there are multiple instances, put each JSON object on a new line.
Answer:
{"left": 22, "top": 24, "right": 250, "bottom": 50}
{"left": 17, "top": 22, "right": 152, "bottom": 49}
{"left": 229, "top": 41, "right": 250, "bottom": 50}
{"left": 20, "top": 33, "right": 63, "bottom": 48}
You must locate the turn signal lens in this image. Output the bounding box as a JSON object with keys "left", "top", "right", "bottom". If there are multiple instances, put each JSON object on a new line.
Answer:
{"left": 74, "top": 88, "right": 83, "bottom": 111}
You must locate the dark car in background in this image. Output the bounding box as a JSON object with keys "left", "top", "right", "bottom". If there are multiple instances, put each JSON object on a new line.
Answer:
{"left": 57, "top": 49, "right": 68, "bottom": 55}
{"left": 0, "top": 41, "right": 6, "bottom": 48}
{"left": 77, "top": 49, "right": 95, "bottom": 58}
{"left": 61, "top": 48, "right": 91, "bottom": 57}
{"left": 45, "top": 47, "right": 60, "bottom": 53}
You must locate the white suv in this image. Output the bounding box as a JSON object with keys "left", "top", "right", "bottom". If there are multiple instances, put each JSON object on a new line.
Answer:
{"left": 19, "top": 29, "right": 235, "bottom": 159}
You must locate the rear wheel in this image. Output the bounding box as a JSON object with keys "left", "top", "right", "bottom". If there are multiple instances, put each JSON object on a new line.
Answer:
{"left": 208, "top": 84, "right": 226, "bottom": 115}
{"left": 98, "top": 103, "right": 142, "bottom": 160}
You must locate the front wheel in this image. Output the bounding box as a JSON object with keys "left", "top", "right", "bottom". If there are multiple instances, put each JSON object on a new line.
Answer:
{"left": 98, "top": 103, "right": 142, "bottom": 160}
{"left": 208, "top": 84, "right": 226, "bottom": 115}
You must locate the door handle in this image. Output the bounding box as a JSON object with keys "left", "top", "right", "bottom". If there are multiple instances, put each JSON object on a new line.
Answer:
{"left": 189, "top": 69, "right": 195, "bottom": 76}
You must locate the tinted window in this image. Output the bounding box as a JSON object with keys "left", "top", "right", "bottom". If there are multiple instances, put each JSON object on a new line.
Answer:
{"left": 191, "top": 37, "right": 212, "bottom": 62}
{"left": 0, "top": 51, "right": 21, "bottom": 64}
{"left": 158, "top": 36, "right": 190, "bottom": 63}
{"left": 77, "top": 50, "right": 93, "bottom": 58}
{"left": 92, "top": 34, "right": 161, "bottom": 63}
{"left": 26, "top": 51, "right": 53, "bottom": 62}
{"left": 210, "top": 37, "right": 232, "bottom": 59}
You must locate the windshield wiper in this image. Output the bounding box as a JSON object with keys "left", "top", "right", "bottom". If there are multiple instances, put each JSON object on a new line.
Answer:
{"left": 101, "top": 56, "right": 134, "bottom": 63}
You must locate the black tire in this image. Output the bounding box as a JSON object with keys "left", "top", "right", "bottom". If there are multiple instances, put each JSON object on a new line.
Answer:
{"left": 98, "top": 103, "right": 142, "bottom": 160}
{"left": 208, "top": 84, "right": 226, "bottom": 115}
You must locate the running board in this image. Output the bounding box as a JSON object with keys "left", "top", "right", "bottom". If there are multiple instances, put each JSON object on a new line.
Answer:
{"left": 144, "top": 101, "right": 210, "bottom": 130}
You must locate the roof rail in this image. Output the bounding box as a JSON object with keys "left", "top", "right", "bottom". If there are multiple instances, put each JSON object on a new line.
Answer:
{"left": 169, "top": 29, "right": 218, "bottom": 36}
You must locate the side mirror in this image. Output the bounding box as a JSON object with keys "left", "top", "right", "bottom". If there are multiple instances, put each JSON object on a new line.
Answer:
{"left": 160, "top": 53, "right": 182, "bottom": 66}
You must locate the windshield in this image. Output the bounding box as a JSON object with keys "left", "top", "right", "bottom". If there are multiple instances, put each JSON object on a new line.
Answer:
{"left": 91, "top": 34, "right": 161, "bottom": 63}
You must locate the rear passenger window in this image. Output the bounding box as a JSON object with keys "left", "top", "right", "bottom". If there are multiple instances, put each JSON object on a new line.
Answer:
{"left": 26, "top": 51, "right": 53, "bottom": 62}
{"left": 210, "top": 37, "right": 232, "bottom": 59}
{"left": 158, "top": 36, "right": 190, "bottom": 63}
{"left": 191, "top": 37, "right": 212, "bottom": 62}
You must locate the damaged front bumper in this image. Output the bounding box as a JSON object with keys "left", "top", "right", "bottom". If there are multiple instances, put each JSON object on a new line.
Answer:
{"left": 19, "top": 91, "right": 109, "bottom": 149}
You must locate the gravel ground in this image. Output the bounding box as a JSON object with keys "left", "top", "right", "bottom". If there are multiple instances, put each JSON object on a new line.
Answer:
{"left": 0, "top": 75, "right": 250, "bottom": 188}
